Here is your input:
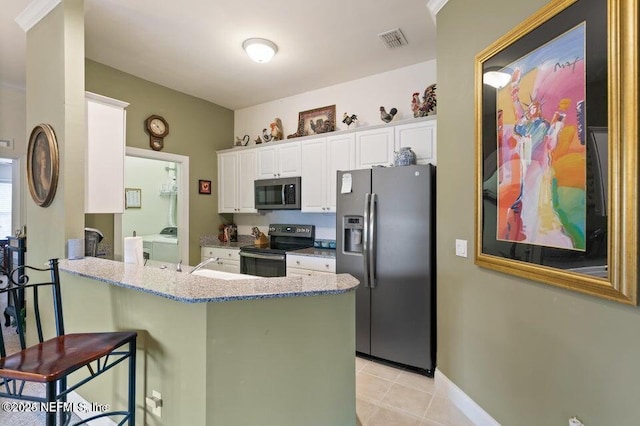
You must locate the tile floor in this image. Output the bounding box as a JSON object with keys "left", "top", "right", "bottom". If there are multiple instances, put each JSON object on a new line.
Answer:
{"left": 356, "top": 356, "right": 474, "bottom": 426}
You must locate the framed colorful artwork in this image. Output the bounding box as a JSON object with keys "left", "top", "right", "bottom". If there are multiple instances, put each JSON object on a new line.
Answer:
{"left": 474, "top": 0, "right": 638, "bottom": 304}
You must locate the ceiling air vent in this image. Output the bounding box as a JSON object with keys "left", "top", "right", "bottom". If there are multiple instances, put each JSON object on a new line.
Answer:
{"left": 378, "top": 28, "right": 408, "bottom": 49}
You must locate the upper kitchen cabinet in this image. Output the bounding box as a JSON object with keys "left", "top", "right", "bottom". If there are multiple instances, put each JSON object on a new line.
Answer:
{"left": 256, "top": 141, "right": 301, "bottom": 179}
{"left": 301, "top": 133, "right": 355, "bottom": 213}
{"left": 218, "top": 149, "right": 257, "bottom": 213}
{"left": 85, "top": 92, "right": 129, "bottom": 213}
{"left": 354, "top": 127, "right": 395, "bottom": 169}
{"left": 394, "top": 118, "right": 437, "bottom": 165}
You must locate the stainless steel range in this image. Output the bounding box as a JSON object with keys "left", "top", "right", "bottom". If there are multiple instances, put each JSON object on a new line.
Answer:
{"left": 240, "top": 224, "right": 315, "bottom": 277}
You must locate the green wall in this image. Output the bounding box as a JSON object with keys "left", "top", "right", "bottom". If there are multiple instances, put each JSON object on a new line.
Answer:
{"left": 437, "top": 1, "right": 640, "bottom": 424}
{"left": 85, "top": 60, "right": 233, "bottom": 265}
{"left": 26, "top": 0, "right": 85, "bottom": 266}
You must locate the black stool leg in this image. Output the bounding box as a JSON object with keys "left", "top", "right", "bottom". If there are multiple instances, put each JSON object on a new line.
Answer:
{"left": 46, "top": 381, "right": 56, "bottom": 426}
{"left": 128, "top": 338, "right": 136, "bottom": 425}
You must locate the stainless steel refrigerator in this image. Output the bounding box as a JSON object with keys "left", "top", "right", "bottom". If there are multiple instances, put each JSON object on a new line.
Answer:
{"left": 336, "top": 165, "right": 436, "bottom": 375}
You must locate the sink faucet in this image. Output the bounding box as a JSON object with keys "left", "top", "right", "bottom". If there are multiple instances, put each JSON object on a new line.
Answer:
{"left": 190, "top": 257, "right": 219, "bottom": 274}
{"left": 176, "top": 260, "right": 183, "bottom": 272}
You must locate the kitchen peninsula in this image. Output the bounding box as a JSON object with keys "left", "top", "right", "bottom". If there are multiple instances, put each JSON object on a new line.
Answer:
{"left": 57, "top": 257, "right": 358, "bottom": 426}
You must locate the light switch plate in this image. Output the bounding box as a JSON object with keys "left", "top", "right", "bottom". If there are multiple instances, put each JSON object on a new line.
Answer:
{"left": 455, "top": 239, "right": 467, "bottom": 258}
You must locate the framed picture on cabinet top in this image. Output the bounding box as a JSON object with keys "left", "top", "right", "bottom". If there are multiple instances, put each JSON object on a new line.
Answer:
{"left": 297, "top": 105, "right": 336, "bottom": 136}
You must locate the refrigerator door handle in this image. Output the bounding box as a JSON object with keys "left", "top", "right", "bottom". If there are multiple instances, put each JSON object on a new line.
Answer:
{"left": 369, "top": 193, "right": 377, "bottom": 288}
{"left": 362, "top": 193, "right": 371, "bottom": 288}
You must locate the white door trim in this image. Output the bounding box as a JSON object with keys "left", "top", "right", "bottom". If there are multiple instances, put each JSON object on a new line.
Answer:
{"left": 115, "top": 147, "right": 189, "bottom": 264}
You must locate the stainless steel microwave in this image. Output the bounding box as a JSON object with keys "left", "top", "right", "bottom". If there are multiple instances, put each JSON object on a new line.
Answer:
{"left": 254, "top": 176, "right": 301, "bottom": 210}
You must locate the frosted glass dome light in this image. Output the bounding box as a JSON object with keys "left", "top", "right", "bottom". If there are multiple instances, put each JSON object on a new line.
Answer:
{"left": 243, "top": 38, "right": 278, "bottom": 63}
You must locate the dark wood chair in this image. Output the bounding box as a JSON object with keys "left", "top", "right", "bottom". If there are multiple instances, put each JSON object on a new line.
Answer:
{"left": 0, "top": 258, "right": 137, "bottom": 425}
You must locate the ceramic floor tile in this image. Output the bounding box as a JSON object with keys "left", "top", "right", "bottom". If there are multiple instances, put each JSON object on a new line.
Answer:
{"left": 356, "top": 397, "right": 378, "bottom": 425}
{"left": 424, "top": 395, "right": 474, "bottom": 426}
{"left": 356, "top": 372, "right": 394, "bottom": 402}
{"left": 396, "top": 370, "right": 437, "bottom": 394}
{"left": 356, "top": 356, "right": 369, "bottom": 372}
{"left": 361, "top": 359, "right": 403, "bottom": 381}
{"left": 381, "top": 382, "right": 433, "bottom": 419}
{"left": 365, "top": 406, "right": 422, "bottom": 426}
{"left": 420, "top": 419, "right": 448, "bottom": 426}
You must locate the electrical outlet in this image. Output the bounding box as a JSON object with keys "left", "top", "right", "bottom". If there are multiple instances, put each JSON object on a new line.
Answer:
{"left": 455, "top": 239, "right": 467, "bottom": 258}
{"left": 145, "top": 390, "right": 162, "bottom": 418}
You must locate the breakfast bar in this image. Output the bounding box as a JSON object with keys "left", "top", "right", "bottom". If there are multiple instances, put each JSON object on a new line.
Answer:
{"left": 58, "top": 257, "right": 359, "bottom": 426}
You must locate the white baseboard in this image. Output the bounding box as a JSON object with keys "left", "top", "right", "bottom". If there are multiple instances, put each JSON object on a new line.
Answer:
{"left": 67, "top": 391, "right": 116, "bottom": 426}
{"left": 434, "top": 368, "right": 500, "bottom": 426}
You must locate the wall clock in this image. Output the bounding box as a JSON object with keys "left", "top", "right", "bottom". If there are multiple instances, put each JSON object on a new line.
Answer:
{"left": 144, "top": 115, "right": 169, "bottom": 151}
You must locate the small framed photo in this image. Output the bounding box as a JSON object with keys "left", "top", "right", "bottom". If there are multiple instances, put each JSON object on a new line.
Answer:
{"left": 199, "top": 179, "right": 212, "bottom": 195}
{"left": 125, "top": 188, "right": 142, "bottom": 209}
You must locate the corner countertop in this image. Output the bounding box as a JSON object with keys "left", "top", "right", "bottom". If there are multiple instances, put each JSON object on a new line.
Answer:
{"left": 288, "top": 248, "right": 336, "bottom": 259}
{"left": 58, "top": 257, "right": 358, "bottom": 304}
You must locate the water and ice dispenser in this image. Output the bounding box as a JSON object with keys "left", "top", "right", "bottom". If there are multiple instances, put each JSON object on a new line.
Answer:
{"left": 343, "top": 216, "right": 364, "bottom": 254}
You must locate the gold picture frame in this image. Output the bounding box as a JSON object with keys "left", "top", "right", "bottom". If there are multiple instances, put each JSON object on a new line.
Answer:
{"left": 297, "top": 105, "right": 336, "bottom": 136}
{"left": 474, "top": 0, "right": 638, "bottom": 304}
{"left": 26, "top": 124, "right": 59, "bottom": 208}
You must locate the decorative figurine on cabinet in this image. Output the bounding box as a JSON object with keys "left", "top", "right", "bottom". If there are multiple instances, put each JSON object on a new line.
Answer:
{"left": 412, "top": 83, "right": 437, "bottom": 118}
{"left": 380, "top": 106, "right": 397, "bottom": 123}
{"left": 261, "top": 128, "right": 272, "bottom": 143}
{"left": 270, "top": 118, "right": 284, "bottom": 141}
{"left": 342, "top": 113, "right": 358, "bottom": 128}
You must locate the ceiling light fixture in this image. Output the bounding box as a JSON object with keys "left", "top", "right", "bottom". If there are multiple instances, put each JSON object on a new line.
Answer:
{"left": 242, "top": 38, "right": 278, "bottom": 63}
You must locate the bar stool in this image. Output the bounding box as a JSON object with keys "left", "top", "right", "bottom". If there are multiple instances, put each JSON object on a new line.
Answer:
{"left": 0, "top": 258, "right": 137, "bottom": 425}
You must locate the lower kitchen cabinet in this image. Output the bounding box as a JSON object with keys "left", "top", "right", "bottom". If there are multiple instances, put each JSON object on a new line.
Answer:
{"left": 286, "top": 254, "right": 336, "bottom": 277}
{"left": 201, "top": 247, "right": 240, "bottom": 273}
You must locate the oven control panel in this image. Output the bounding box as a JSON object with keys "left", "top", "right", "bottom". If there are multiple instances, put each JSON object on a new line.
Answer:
{"left": 268, "top": 224, "right": 315, "bottom": 238}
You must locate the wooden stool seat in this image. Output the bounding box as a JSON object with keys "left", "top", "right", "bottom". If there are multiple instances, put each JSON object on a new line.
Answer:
{"left": 0, "top": 331, "right": 137, "bottom": 382}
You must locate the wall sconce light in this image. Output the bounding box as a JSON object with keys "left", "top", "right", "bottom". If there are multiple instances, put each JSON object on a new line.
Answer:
{"left": 242, "top": 38, "right": 278, "bottom": 63}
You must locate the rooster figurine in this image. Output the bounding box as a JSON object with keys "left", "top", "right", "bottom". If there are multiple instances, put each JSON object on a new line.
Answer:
{"left": 411, "top": 93, "right": 421, "bottom": 118}
{"left": 270, "top": 118, "right": 283, "bottom": 141}
{"left": 380, "top": 106, "right": 398, "bottom": 123}
{"left": 342, "top": 113, "right": 358, "bottom": 128}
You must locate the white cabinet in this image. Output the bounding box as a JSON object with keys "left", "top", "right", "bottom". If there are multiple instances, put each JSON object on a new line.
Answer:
{"left": 354, "top": 127, "right": 395, "bottom": 169}
{"left": 85, "top": 92, "right": 129, "bottom": 213}
{"left": 300, "top": 134, "right": 354, "bottom": 213}
{"left": 395, "top": 118, "right": 437, "bottom": 165}
{"left": 256, "top": 141, "right": 301, "bottom": 179}
{"left": 201, "top": 247, "right": 240, "bottom": 273}
{"left": 286, "top": 254, "right": 336, "bottom": 277}
{"left": 218, "top": 149, "right": 257, "bottom": 213}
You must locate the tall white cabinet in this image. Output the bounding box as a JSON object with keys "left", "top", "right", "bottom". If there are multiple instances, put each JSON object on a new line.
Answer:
{"left": 218, "top": 149, "right": 257, "bottom": 213}
{"left": 85, "top": 92, "right": 129, "bottom": 213}
{"left": 301, "top": 133, "right": 354, "bottom": 212}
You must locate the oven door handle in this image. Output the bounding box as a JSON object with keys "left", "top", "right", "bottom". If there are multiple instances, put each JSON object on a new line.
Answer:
{"left": 240, "top": 252, "right": 286, "bottom": 261}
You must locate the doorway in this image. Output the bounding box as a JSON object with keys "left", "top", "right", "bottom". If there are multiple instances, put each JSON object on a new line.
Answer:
{"left": 0, "top": 157, "right": 22, "bottom": 239}
{"left": 114, "top": 148, "right": 189, "bottom": 264}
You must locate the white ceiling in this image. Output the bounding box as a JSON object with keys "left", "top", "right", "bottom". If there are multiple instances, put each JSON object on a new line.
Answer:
{"left": 1, "top": 0, "right": 437, "bottom": 110}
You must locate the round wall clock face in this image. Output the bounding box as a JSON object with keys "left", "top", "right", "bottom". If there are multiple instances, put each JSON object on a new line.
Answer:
{"left": 145, "top": 115, "right": 169, "bottom": 137}
{"left": 149, "top": 118, "right": 166, "bottom": 136}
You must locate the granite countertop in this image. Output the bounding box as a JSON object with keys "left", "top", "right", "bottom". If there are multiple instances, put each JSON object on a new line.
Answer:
{"left": 288, "top": 248, "right": 336, "bottom": 259}
{"left": 58, "top": 257, "right": 358, "bottom": 304}
{"left": 200, "top": 234, "right": 254, "bottom": 250}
